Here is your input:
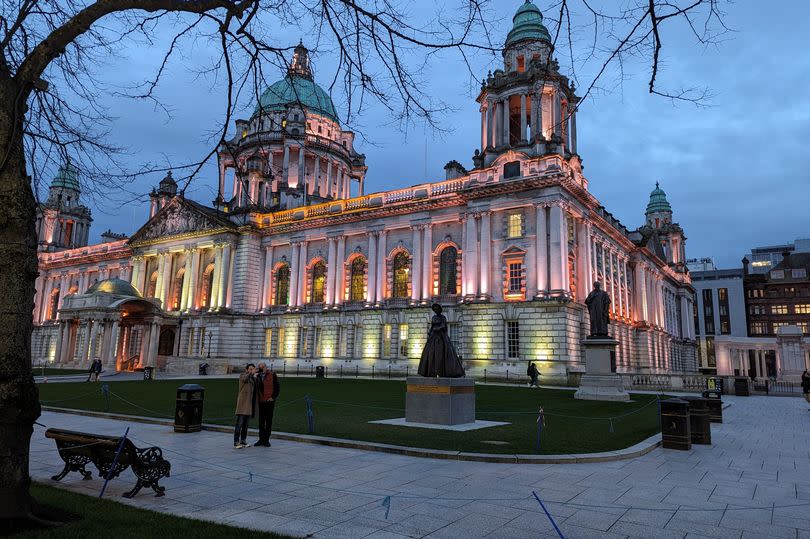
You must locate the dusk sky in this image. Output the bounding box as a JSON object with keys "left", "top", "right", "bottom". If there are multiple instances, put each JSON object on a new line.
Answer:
{"left": 46, "top": 1, "right": 810, "bottom": 269}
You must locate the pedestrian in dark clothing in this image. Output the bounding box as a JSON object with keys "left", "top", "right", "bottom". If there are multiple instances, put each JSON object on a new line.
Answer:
{"left": 234, "top": 363, "right": 257, "bottom": 448}
{"left": 87, "top": 359, "right": 102, "bottom": 382}
{"left": 254, "top": 362, "right": 281, "bottom": 447}
{"left": 802, "top": 369, "right": 810, "bottom": 411}
{"left": 527, "top": 362, "right": 539, "bottom": 388}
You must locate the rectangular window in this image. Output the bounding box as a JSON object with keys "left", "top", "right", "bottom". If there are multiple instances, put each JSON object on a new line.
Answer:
{"left": 264, "top": 329, "right": 273, "bottom": 357}
{"left": 507, "top": 213, "right": 523, "bottom": 238}
{"left": 399, "top": 324, "right": 409, "bottom": 357}
{"left": 382, "top": 324, "right": 392, "bottom": 358}
{"left": 448, "top": 323, "right": 461, "bottom": 357}
{"left": 705, "top": 336, "right": 716, "bottom": 368}
{"left": 300, "top": 328, "right": 309, "bottom": 357}
{"left": 750, "top": 305, "right": 766, "bottom": 315}
{"left": 508, "top": 262, "right": 523, "bottom": 293}
{"left": 314, "top": 328, "right": 322, "bottom": 357}
{"left": 797, "top": 322, "right": 809, "bottom": 334}
{"left": 793, "top": 269, "right": 807, "bottom": 279}
{"left": 795, "top": 304, "right": 810, "bottom": 314}
{"left": 750, "top": 322, "right": 767, "bottom": 335}
{"left": 718, "top": 288, "right": 731, "bottom": 335}
{"left": 277, "top": 327, "right": 285, "bottom": 357}
{"left": 693, "top": 300, "right": 700, "bottom": 337}
{"left": 771, "top": 305, "right": 789, "bottom": 315}
{"left": 506, "top": 321, "right": 520, "bottom": 359}
{"left": 338, "top": 326, "right": 348, "bottom": 357}
{"left": 773, "top": 322, "right": 789, "bottom": 332}
{"left": 702, "top": 289, "right": 715, "bottom": 335}
{"left": 771, "top": 270, "right": 785, "bottom": 279}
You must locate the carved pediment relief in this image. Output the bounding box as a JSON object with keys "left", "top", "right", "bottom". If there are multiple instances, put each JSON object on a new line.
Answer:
{"left": 129, "top": 199, "right": 234, "bottom": 245}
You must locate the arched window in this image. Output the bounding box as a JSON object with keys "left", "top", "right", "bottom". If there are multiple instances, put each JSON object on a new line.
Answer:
{"left": 146, "top": 271, "right": 159, "bottom": 298}
{"left": 48, "top": 289, "right": 60, "bottom": 320}
{"left": 199, "top": 264, "right": 215, "bottom": 309}
{"left": 275, "top": 265, "right": 290, "bottom": 306}
{"left": 392, "top": 252, "right": 409, "bottom": 298}
{"left": 350, "top": 258, "right": 366, "bottom": 302}
{"left": 171, "top": 269, "right": 185, "bottom": 311}
{"left": 311, "top": 262, "right": 326, "bottom": 303}
{"left": 439, "top": 247, "right": 458, "bottom": 295}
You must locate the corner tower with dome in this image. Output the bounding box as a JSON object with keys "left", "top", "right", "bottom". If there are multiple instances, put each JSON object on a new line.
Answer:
{"left": 215, "top": 42, "right": 367, "bottom": 212}
{"left": 31, "top": 2, "right": 698, "bottom": 382}
{"left": 36, "top": 163, "right": 93, "bottom": 252}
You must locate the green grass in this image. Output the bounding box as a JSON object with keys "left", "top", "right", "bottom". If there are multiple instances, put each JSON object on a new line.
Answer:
{"left": 38, "top": 377, "right": 663, "bottom": 455}
{"left": 12, "top": 484, "right": 290, "bottom": 538}
{"left": 33, "top": 368, "right": 89, "bottom": 376}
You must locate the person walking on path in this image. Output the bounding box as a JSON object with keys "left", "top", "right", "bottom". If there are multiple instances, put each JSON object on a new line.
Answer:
{"left": 802, "top": 369, "right": 810, "bottom": 411}
{"left": 87, "top": 359, "right": 102, "bottom": 382}
{"left": 254, "top": 362, "right": 281, "bottom": 447}
{"left": 234, "top": 363, "right": 258, "bottom": 448}
{"left": 527, "top": 362, "right": 539, "bottom": 388}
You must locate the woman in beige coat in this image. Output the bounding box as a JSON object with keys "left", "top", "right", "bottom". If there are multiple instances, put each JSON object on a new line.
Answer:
{"left": 233, "top": 363, "right": 257, "bottom": 448}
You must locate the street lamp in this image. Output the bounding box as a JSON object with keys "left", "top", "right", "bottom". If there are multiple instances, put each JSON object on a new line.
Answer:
{"left": 206, "top": 332, "right": 213, "bottom": 359}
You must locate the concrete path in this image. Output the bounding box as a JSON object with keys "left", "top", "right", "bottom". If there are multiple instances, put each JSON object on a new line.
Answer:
{"left": 30, "top": 395, "right": 810, "bottom": 538}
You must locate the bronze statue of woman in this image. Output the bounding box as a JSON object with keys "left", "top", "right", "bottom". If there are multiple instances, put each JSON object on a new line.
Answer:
{"left": 417, "top": 304, "right": 465, "bottom": 378}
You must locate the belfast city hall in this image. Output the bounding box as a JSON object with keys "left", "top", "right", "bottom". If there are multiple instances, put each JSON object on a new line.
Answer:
{"left": 30, "top": 1, "right": 698, "bottom": 383}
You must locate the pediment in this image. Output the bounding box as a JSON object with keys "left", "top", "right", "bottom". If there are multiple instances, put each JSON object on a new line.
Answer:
{"left": 129, "top": 197, "right": 235, "bottom": 245}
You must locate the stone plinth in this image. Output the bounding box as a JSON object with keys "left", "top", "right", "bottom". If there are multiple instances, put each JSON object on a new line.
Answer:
{"left": 405, "top": 377, "right": 475, "bottom": 426}
{"left": 574, "top": 338, "right": 630, "bottom": 402}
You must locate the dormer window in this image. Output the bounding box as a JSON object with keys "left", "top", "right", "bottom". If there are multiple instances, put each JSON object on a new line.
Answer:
{"left": 517, "top": 56, "right": 525, "bottom": 73}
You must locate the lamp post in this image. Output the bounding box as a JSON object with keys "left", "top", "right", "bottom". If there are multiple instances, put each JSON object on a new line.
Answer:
{"left": 206, "top": 332, "right": 213, "bottom": 359}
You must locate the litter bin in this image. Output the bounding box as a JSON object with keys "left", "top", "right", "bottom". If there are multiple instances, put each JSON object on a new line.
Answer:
{"left": 315, "top": 366, "right": 325, "bottom": 379}
{"left": 175, "top": 384, "right": 205, "bottom": 433}
{"left": 706, "top": 377, "right": 724, "bottom": 395}
{"left": 198, "top": 363, "right": 209, "bottom": 376}
{"left": 734, "top": 377, "right": 750, "bottom": 396}
{"left": 661, "top": 398, "right": 691, "bottom": 451}
{"left": 143, "top": 366, "right": 154, "bottom": 381}
{"left": 702, "top": 390, "right": 723, "bottom": 423}
{"left": 682, "top": 396, "right": 711, "bottom": 445}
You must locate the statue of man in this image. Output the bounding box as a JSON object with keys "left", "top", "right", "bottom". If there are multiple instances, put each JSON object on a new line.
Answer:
{"left": 585, "top": 282, "right": 611, "bottom": 337}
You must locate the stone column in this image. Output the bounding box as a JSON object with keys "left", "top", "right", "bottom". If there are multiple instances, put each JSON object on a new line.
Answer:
{"left": 549, "top": 204, "right": 567, "bottom": 294}
{"left": 130, "top": 257, "right": 142, "bottom": 294}
{"left": 54, "top": 321, "right": 66, "bottom": 364}
{"left": 216, "top": 243, "right": 232, "bottom": 310}
{"left": 298, "top": 147, "right": 305, "bottom": 191}
{"left": 479, "top": 212, "right": 491, "bottom": 299}
{"left": 358, "top": 177, "right": 364, "bottom": 196}
{"left": 289, "top": 242, "right": 300, "bottom": 309}
{"left": 623, "top": 261, "right": 631, "bottom": 320}
{"left": 480, "top": 107, "right": 487, "bottom": 151}
{"left": 179, "top": 251, "right": 191, "bottom": 312}
{"left": 326, "top": 238, "right": 337, "bottom": 306}
{"left": 571, "top": 110, "right": 578, "bottom": 154}
{"left": 261, "top": 245, "right": 274, "bottom": 311}
{"left": 376, "top": 230, "right": 387, "bottom": 305}
{"left": 411, "top": 226, "right": 422, "bottom": 304}
{"left": 218, "top": 162, "right": 227, "bottom": 199}
{"left": 297, "top": 240, "right": 308, "bottom": 306}
{"left": 575, "top": 220, "right": 589, "bottom": 302}
{"left": 335, "top": 235, "right": 346, "bottom": 305}
{"left": 367, "top": 232, "right": 378, "bottom": 305}
{"left": 464, "top": 214, "right": 478, "bottom": 297}
{"left": 186, "top": 249, "right": 200, "bottom": 311}
{"left": 58, "top": 273, "right": 69, "bottom": 311}
{"left": 553, "top": 92, "right": 562, "bottom": 140}
{"left": 314, "top": 156, "right": 322, "bottom": 197}
{"left": 421, "top": 225, "right": 432, "bottom": 301}
{"left": 520, "top": 94, "right": 527, "bottom": 142}
{"left": 326, "top": 161, "right": 333, "bottom": 198}
{"left": 105, "top": 321, "right": 120, "bottom": 368}
{"left": 488, "top": 100, "right": 496, "bottom": 148}
{"left": 282, "top": 145, "right": 290, "bottom": 185}
{"left": 147, "top": 322, "right": 160, "bottom": 368}
{"left": 80, "top": 322, "right": 93, "bottom": 364}
{"left": 503, "top": 97, "right": 509, "bottom": 146}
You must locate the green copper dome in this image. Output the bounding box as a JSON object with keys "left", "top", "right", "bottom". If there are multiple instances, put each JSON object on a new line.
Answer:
{"left": 254, "top": 76, "right": 339, "bottom": 122}
{"left": 85, "top": 278, "right": 143, "bottom": 297}
{"left": 505, "top": 1, "right": 551, "bottom": 47}
{"left": 646, "top": 182, "right": 672, "bottom": 214}
{"left": 51, "top": 163, "right": 80, "bottom": 191}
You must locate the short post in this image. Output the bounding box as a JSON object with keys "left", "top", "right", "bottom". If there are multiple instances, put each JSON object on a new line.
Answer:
{"left": 101, "top": 384, "right": 111, "bottom": 413}
{"left": 372, "top": 365, "right": 375, "bottom": 379}
{"left": 535, "top": 406, "right": 545, "bottom": 453}
{"left": 388, "top": 365, "right": 391, "bottom": 379}
{"left": 296, "top": 364, "right": 300, "bottom": 376}
{"left": 484, "top": 369, "right": 487, "bottom": 382}
{"left": 355, "top": 365, "right": 358, "bottom": 378}
{"left": 304, "top": 395, "right": 315, "bottom": 434}
{"left": 506, "top": 370, "right": 509, "bottom": 382}
{"left": 406, "top": 366, "right": 409, "bottom": 377}
{"left": 283, "top": 361, "right": 286, "bottom": 376}
{"left": 340, "top": 365, "right": 343, "bottom": 378}
{"left": 310, "top": 365, "right": 314, "bottom": 377}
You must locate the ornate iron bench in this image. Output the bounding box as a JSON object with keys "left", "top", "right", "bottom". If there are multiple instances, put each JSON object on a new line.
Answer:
{"left": 45, "top": 428, "right": 171, "bottom": 498}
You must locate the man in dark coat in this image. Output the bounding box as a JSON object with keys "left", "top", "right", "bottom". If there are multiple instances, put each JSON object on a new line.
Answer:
{"left": 802, "top": 369, "right": 810, "bottom": 411}
{"left": 254, "top": 362, "right": 281, "bottom": 447}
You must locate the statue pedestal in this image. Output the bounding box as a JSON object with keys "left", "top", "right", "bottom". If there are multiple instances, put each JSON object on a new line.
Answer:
{"left": 405, "top": 377, "right": 475, "bottom": 425}
{"left": 574, "top": 338, "right": 630, "bottom": 402}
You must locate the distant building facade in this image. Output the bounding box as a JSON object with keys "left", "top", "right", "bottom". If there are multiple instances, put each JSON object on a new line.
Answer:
{"left": 690, "top": 267, "right": 746, "bottom": 374}
{"left": 745, "top": 238, "right": 810, "bottom": 274}
{"left": 30, "top": 2, "right": 697, "bottom": 381}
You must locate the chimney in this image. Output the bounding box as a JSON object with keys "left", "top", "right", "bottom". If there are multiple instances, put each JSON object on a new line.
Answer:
{"left": 444, "top": 160, "right": 467, "bottom": 181}
{"left": 742, "top": 257, "right": 750, "bottom": 276}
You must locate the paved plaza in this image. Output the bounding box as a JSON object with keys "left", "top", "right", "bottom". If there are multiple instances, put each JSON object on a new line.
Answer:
{"left": 30, "top": 395, "right": 810, "bottom": 538}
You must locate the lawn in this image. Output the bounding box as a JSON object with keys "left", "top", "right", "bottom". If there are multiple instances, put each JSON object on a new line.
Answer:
{"left": 38, "top": 378, "right": 663, "bottom": 455}
{"left": 11, "top": 483, "right": 290, "bottom": 538}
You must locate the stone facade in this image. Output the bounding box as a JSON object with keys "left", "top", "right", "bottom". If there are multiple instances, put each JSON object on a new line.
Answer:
{"left": 31, "top": 2, "right": 697, "bottom": 381}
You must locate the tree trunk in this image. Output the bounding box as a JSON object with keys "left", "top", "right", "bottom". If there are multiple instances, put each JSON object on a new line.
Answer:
{"left": 0, "top": 78, "right": 41, "bottom": 521}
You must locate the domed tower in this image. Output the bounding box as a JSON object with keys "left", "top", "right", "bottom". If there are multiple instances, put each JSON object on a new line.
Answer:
{"left": 149, "top": 170, "right": 178, "bottom": 218}
{"left": 475, "top": 1, "right": 580, "bottom": 169}
{"left": 217, "top": 42, "right": 367, "bottom": 212}
{"left": 644, "top": 182, "right": 687, "bottom": 268}
{"left": 36, "top": 163, "right": 92, "bottom": 252}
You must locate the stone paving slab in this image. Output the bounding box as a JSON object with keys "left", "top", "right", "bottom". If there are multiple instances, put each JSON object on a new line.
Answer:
{"left": 29, "top": 395, "right": 810, "bottom": 538}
